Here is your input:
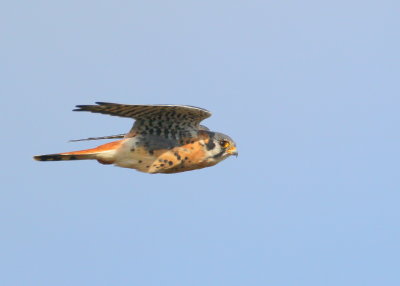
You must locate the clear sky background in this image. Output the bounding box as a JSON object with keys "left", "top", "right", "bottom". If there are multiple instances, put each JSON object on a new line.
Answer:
{"left": 1, "top": 1, "right": 399, "bottom": 285}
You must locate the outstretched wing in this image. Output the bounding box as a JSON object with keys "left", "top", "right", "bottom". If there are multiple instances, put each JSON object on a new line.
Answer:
{"left": 74, "top": 102, "right": 211, "bottom": 122}
{"left": 74, "top": 102, "right": 212, "bottom": 139}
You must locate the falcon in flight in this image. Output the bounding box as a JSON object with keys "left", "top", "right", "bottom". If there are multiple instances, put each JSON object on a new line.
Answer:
{"left": 34, "top": 102, "right": 238, "bottom": 174}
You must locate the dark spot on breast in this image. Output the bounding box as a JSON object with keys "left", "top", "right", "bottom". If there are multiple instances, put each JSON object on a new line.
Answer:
{"left": 149, "top": 150, "right": 154, "bottom": 155}
{"left": 174, "top": 152, "right": 181, "bottom": 161}
{"left": 138, "top": 160, "right": 142, "bottom": 163}
{"left": 160, "top": 164, "right": 165, "bottom": 167}
{"left": 184, "top": 157, "right": 188, "bottom": 160}
{"left": 168, "top": 161, "right": 173, "bottom": 166}
{"left": 130, "top": 148, "right": 135, "bottom": 152}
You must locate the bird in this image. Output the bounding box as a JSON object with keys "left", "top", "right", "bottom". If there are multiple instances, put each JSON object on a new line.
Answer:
{"left": 33, "top": 102, "right": 238, "bottom": 174}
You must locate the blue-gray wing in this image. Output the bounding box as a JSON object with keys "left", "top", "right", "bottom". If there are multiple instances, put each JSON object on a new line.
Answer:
{"left": 74, "top": 102, "right": 212, "bottom": 138}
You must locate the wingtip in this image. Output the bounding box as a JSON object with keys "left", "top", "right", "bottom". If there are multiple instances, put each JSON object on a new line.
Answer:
{"left": 73, "top": 104, "right": 87, "bottom": 111}
{"left": 73, "top": 102, "right": 113, "bottom": 111}
{"left": 95, "top": 101, "right": 113, "bottom": 105}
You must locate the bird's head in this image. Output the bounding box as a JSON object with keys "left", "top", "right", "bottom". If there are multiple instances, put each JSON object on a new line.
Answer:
{"left": 203, "top": 131, "right": 238, "bottom": 164}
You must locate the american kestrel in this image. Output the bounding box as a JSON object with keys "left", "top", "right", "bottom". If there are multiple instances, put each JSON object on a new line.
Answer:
{"left": 34, "top": 102, "right": 238, "bottom": 174}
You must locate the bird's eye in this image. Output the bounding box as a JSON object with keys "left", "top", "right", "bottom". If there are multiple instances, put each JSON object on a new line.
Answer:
{"left": 219, "top": 140, "right": 230, "bottom": 148}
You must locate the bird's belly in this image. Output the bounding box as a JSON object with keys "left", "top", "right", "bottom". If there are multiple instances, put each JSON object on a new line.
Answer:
{"left": 112, "top": 143, "right": 157, "bottom": 173}
{"left": 111, "top": 139, "right": 213, "bottom": 174}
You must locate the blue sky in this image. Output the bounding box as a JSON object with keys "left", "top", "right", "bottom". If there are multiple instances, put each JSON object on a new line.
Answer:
{"left": 1, "top": 1, "right": 399, "bottom": 285}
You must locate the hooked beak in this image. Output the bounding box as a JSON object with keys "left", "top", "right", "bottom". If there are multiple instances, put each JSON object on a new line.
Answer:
{"left": 227, "top": 146, "right": 238, "bottom": 157}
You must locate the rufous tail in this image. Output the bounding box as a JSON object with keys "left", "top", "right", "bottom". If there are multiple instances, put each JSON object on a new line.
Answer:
{"left": 33, "top": 140, "right": 124, "bottom": 163}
